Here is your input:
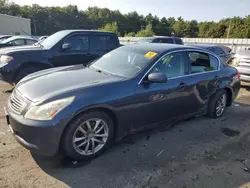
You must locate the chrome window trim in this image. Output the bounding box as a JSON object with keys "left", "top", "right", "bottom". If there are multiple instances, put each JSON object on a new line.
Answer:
{"left": 138, "top": 49, "right": 221, "bottom": 85}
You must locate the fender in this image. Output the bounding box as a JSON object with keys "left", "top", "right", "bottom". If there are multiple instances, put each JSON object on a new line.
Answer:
{"left": 13, "top": 60, "right": 53, "bottom": 80}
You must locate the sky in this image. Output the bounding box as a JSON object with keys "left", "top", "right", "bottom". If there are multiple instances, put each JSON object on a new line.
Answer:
{"left": 10, "top": 0, "right": 250, "bottom": 21}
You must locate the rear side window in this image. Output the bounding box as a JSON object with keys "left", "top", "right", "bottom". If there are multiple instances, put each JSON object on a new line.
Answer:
{"left": 93, "top": 35, "right": 107, "bottom": 51}
{"left": 152, "top": 38, "right": 174, "bottom": 44}
{"left": 26, "top": 39, "right": 36, "bottom": 45}
{"left": 175, "top": 38, "right": 183, "bottom": 45}
{"left": 188, "top": 51, "right": 218, "bottom": 73}
{"left": 209, "top": 55, "right": 219, "bottom": 70}
{"left": 107, "top": 35, "right": 118, "bottom": 50}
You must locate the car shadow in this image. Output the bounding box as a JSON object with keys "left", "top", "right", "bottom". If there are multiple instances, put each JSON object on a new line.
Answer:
{"left": 31, "top": 104, "right": 250, "bottom": 188}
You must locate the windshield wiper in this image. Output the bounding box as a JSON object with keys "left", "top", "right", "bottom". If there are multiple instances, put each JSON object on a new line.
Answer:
{"left": 89, "top": 66, "right": 113, "bottom": 76}
{"left": 34, "top": 42, "right": 44, "bottom": 48}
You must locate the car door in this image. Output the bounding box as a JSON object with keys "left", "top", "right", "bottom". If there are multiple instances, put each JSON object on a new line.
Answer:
{"left": 90, "top": 34, "right": 109, "bottom": 60}
{"left": 184, "top": 50, "right": 220, "bottom": 113}
{"left": 51, "top": 34, "right": 93, "bottom": 67}
{"left": 134, "top": 51, "right": 194, "bottom": 128}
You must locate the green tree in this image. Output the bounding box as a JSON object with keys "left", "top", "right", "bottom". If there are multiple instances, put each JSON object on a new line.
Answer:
{"left": 124, "top": 32, "right": 136, "bottom": 37}
{"left": 0, "top": 1, "right": 249, "bottom": 38}
{"left": 136, "top": 24, "right": 154, "bottom": 37}
{"left": 99, "top": 22, "right": 120, "bottom": 36}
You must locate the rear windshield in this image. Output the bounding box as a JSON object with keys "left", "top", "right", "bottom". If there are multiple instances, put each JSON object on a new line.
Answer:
{"left": 89, "top": 47, "right": 158, "bottom": 77}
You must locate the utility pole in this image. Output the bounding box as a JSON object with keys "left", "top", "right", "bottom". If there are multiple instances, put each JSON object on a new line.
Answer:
{"left": 227, "top": 19, "right": 231, "bottom": 38}
{"left": 33, "top": 20, "right": 37, "bottom": 36}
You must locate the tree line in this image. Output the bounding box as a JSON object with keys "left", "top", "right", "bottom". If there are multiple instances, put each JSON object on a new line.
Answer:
{"left": 1, "top": 0, "right": 250, "bottom": 38}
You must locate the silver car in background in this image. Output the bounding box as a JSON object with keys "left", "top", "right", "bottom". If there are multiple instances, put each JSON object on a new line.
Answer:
{"left": 229, "top": 49, "right": 250, "bottom": 82}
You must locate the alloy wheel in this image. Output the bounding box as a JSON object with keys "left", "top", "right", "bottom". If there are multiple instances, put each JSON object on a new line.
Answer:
{"left": 72, "top": 118, "right": 109, "bottom": 156}
{"left": 216, "top": 93, "right": 227, "bottom": 117}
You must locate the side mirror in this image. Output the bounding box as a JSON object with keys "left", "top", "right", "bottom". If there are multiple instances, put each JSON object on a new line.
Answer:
{"left": 61, "top": 43, "right": 71, "bottom": 51}
{"left": 147, "top": 72, "right": 168, "bottom": 83}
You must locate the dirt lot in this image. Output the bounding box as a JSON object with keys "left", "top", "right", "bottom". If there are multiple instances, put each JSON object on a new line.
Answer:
{"left": 1, "top": 81, "right": 250, "bottom": 188}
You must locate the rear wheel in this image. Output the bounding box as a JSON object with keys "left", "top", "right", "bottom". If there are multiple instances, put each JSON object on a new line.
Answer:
{"left": 62, "top": 111, "right": 114, "bottom": 161}
{"left": 14, "top": 67, "right": 41, "bottom": 84}
{"left": 207, "top": 90, "right": 227, "bottom": 118}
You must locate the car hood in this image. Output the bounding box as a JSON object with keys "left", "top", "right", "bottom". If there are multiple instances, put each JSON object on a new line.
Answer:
{"left": 16, "top": 65, "right": 124, "bottom": 102}
{"left": 0, "top": 45, "right": 43, "bottom": 55}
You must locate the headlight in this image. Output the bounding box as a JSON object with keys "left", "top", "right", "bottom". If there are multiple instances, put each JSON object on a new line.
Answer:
{"left": 0, "top": 55, "right": 13, "bottom": 64}
{"left": 24, "top": 96, "right": 75, "bottom": 120}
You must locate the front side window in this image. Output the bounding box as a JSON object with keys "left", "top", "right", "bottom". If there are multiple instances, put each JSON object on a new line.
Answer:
{"left": 150, "top": 51, "right": 186, "bottom": 78}
{"left": 40, "top": 30, "right": 69, "bottom": 49}
{"left": 89, "top": 47, "right": 158, "bottom": 77}
{"left": 188, "top": 51, "right": 218, "bottom": 73}
{"left": 64, "top": 35, "right": 89, "bottom": 51}
{"left": 12, "top": 39, "right": 25, "bottom": 45}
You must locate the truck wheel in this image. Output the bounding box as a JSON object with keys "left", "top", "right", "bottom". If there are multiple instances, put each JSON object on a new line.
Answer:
{"left": 14, "top": 67, "right": 41, "bottom": 84}
{"left": 61, "top": 111, "right": 114, "bottom": 161}
{"left": 207, "top": 90, "right": 227, "bottom": 118}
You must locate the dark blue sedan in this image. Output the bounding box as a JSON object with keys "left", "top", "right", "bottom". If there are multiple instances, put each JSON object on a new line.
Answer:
{"left": 5, "top": 44, "right": 241, "bottom": 161}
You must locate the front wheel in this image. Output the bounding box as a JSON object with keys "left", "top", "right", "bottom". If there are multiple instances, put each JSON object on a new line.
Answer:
{"left": 61, "top": 111, "right": 114, "bottom": 161}
{"left": 207, "top": 90, "right": 228, "bottom": 118}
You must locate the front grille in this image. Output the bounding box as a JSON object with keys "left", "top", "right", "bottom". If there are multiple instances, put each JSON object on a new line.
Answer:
{"left": 8, "top": 90, "right": 27, "bottom": 115}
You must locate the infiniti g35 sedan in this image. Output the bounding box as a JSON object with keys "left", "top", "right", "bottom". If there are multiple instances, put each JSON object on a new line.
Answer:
{"left": 5, "top": 44, "right": 241, "bottom": 161}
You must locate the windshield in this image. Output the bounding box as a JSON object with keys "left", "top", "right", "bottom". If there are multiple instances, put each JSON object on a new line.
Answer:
{"left": 89, "top": 47, "right": 158, "bottom": 77}
{"left": 40, "top": 31, "right": 69, "bottom": 49}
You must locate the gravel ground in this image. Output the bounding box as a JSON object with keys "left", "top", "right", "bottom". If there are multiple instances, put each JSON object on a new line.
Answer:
{"left": 1, "top": 81, "right": 250, "bottom": 188}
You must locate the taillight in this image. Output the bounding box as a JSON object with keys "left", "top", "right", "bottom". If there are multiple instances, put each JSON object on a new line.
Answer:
{"left": 237, "top": 71, "right": 241, "bottom": 79}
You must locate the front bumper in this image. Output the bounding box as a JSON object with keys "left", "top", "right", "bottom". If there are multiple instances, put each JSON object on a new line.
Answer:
{"left": 4, "top": 107, "right": 68, "bottom": 156}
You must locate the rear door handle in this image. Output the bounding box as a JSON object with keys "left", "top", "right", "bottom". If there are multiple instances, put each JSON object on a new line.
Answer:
{"left": 213, "top": 76, "right": 219, "bottom": 80}
{"left": 179, "top": 81, "right": 187, "bottom": 86}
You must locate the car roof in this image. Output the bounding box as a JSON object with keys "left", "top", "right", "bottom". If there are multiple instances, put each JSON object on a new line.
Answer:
{"left": 5, "top": 35, "right": 37, "bottom": 40}
{"left": 153, "top": 36, "right": 182, "bottom": 39}
{"left": 58, "top": 29, "right": 116, "bottom": 35}
{"left": 189, "top": 44, "right": 216, "bottom": 48}
{"left": 190, "top": 44, "right": 231, "bottom": 53}
{"left": 122, "top": 43, "right": 210, "bottom": 54}
{"left": 0, "top": 35, "right": 12, "bottom": 37}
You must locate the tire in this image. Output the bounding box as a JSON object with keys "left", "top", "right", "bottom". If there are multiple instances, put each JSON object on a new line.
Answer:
{"left": 61, "top": 111, "right": 114, "bottom": 161}
{"left": 207, "top": 90, "right": 228, "bottom": 118}
{"left": 14, "top": 67, "right": 41, "bottom": 84}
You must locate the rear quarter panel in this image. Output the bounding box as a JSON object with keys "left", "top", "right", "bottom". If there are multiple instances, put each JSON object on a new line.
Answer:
{"left": 218, "top": 63, "right": 240, "bottom": 101}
